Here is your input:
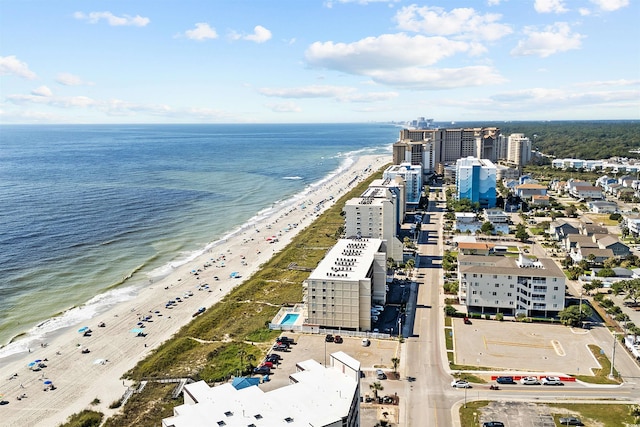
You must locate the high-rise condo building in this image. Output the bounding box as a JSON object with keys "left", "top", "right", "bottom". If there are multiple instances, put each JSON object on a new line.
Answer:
{"left": 455, "top": 156, "right": 497, "bottom": 208}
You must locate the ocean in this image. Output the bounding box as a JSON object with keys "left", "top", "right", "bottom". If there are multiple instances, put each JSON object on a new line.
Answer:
{"left": 0, "top": 123, "right": 398, "bottom": 354}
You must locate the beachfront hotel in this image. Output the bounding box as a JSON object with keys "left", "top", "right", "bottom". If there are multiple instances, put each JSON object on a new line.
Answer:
{"left": 302, "top": 238, "right": 387, "bottom": 331}
{"left": 343, "top": 179, "right": 405, "bottom": 261}
{"left": 162, "top": 351, "right": 361, "bottom": 427}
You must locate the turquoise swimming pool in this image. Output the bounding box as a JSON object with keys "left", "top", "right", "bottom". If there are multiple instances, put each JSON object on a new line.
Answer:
{"left": 280, "top": 313, "right": 299, "bottom": 326}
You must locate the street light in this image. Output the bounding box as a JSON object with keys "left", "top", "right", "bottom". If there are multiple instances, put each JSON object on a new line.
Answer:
{"left": 609, "top": 333, "right": 618, "bottom": 379}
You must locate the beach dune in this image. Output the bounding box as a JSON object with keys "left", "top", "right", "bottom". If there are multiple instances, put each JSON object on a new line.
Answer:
{"left": 0, "top": 154, "right": 387, "bottom": 427}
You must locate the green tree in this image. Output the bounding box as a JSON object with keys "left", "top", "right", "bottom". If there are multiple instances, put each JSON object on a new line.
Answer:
{"left": 369, "top": 381, "right": 384, "bottom": 399}
{"left": 480, "top": 221, "right": 495, "bottom": 235}
{"left": 391, "top": 357, "right": 400, "bottom": 374}
{"left": 444, "top": 305, "right": 457, "bottom": 316}
{"left": 558, "top": 304, "right": 592, "bottom": 327}
{"left": 515, "top": 223, "right": 529, "bottom": 242}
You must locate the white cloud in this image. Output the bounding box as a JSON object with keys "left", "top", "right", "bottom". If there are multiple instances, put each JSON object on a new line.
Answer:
{"left": 258, "top": 84, "right": 398, "bottom": 103}
{"left": 306, "top": 33, "right": 477, "bottom": 74}
{"left": 487, "top": 0, "right": 504, "bottom": 5}
{"left": 368, "top": 65, "right": 506, "bottom": 89}
{"left": 0, "top": 55, "right": 37, "bottom": 79}
{"left": 534, "top": 0, "right": 568, "bottom": 14}
{"left": 578, "top": 8, "right": 591, "bottom": 15}
{"left": 511, "top": 22, "right": 583, "bottom": 58}
{"left": 184, "top": 23, "right": 218, "bottom": 41}
{"left": 304, "top": 33, "right": 504, "bottom": 89}
{"left": 394, "top": 6, "right": 512, "bottom": 41}
{"left": 73, "top": 11, "right": 149, "bottom": 27}
{"left": 491, "top": 87, "right": 639, "bottom": 107}
{"left": 573, "top": 79, "right": 640, "bottom": 87}
{"left": 56, "top": 72, "right": 92, "bottom": 86}
{"left": 31, "top": 86, "right": 53, "bottom": 97}
{"left": 231, "top": 25, "right": 272, "bottom": 43}
{"left": 590, "top": 0, "right": 629, "bottom": 11}
{"left": 264, "top": 102, "right": 303, "bottom": 113}
{"left": 324, "top": 0, "right": 400, "bottom": 8}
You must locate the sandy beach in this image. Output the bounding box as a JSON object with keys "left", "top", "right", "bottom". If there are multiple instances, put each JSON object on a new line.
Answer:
{"left": 0, "top": 154, "right": 387, "bottom": 427}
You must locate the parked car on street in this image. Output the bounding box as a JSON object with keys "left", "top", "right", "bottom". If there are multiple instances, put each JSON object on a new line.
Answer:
{"left": 496, "top": 376, "right": 515, "bottom": 384}
{"left": 541, "top": 376, "right": 564, "bottom": 386}
{"left": 520, "top": 376, "right": 540, "bottom": 385}
{"left": 278, "top": 336, "right": 295, "bottom": 345}
{"left": 325, "top": 334, "right": 334, "bottom": 342}
{"left": 482, "top": 422, "right": 505, "bottom": 427}
{"left": 334, "top": 335, "right": 343, "bottom": 344}
{"left": 376, "top": 369, "right": 387, "bottom": 380}
{"left": 272, "top": 344, "right": 288, "bottom": 352}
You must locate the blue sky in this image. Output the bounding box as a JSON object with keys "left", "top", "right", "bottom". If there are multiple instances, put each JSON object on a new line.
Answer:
{"left": 1, "top": 0, "right": 638, "bottom": 124}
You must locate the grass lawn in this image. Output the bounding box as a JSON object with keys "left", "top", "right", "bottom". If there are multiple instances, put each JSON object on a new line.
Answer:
{"left": 573, "top": 344, "right": 621, "bottom": 384}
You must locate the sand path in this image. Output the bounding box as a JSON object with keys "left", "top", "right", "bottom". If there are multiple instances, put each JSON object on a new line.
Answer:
{"left": 0, "top": 154, "right": 387, "bottom": 427}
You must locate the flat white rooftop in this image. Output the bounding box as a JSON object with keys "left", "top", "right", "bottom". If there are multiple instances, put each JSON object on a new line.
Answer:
{"left": 307, "top": 238, "right": 383, "bottom": 281}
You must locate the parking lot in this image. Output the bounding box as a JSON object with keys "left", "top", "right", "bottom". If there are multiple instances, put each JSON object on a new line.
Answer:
{"left": 452, "top": 317, "right": 601, "bottom": 376}
{"left": 255, "top": 333, "right": 401, "bottom": 425}
{"left": 479, "top": 401, "right": 557, "bottom": 427}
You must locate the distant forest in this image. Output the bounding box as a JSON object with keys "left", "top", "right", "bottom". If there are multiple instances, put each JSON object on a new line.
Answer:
{"left": 437, "top": 120, "right": 640, "bottom": 160}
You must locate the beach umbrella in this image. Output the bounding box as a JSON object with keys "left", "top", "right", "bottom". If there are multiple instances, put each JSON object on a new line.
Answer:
{"left": 78, "top": 326, "right": 89, "bottom": 333}
{"left": 33, "top": 359, "right": 42, "bottom": 363}
{"left": 130, "top": 328, "right": 144, "bottom": 333}
{"left": 43, "top": 380, "right": 52, "bottom": 385}
{"left": 28, "top": 362, "right": 36, "bottom": 368}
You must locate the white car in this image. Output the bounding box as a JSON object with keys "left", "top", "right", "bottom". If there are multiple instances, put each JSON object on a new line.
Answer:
{"left": 520, "top": 376, "right": 540, "bottom": 385}
{"left": 541, "top": 376, "right": 563, "bottom": 386}
{"left": 451, "top": 380, "right": 471, "bottom": 388}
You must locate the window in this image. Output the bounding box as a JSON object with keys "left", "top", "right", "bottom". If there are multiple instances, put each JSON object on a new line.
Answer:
{"left": 473, "top": 274, "right": 477, "bottom": 278}
{"left": 492, "top": 292, "right": 497, "bottom": 296}
{"left": 285, "top": 417, "right": 294, "bottom": 423}
{"left": 472, "top": 290, "right": 477, "bottom": 295}
{"left": 507, "top": 293, "right": 512, "bottom": 297}
{"left": 493, "top": 275, "right": 498, "bottom": 279}
{"left": 553, "top": 286, "right": 559, "bottom": 291}
{"left": 224, "top": 411, "right": 233, "bottom": 417}
{"left": 495, "top": 284, "right": 499, "bottom": 288}
{"left": 510, "top": 284, "right": 515, "bottom": 288}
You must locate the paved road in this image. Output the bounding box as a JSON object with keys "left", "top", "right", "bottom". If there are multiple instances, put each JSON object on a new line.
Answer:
{"left": 399, "top": 186, "right": 640, "bottom": 427}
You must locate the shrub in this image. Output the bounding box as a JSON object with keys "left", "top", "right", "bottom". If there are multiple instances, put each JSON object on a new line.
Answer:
{"left": 444, "top": 305, "right": 457, "bottom": 316}
{"left": 495, "top": 313, "right": 504, "bottom": 321}
{"left": 484, "top": 314, "right": 491, "bottom": 320}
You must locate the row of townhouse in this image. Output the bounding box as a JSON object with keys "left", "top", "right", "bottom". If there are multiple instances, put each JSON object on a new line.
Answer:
{"left": 548, "top": 219, "right": 633, "bottom": 262}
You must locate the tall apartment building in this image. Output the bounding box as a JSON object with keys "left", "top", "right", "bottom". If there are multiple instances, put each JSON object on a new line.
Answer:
{"left": 394, "top": 127, "right": 501, "bottom": 174}
{"left": 163, "top": 351, "right": 361, "bottom": 427}
{"left": 343, "top": 179, "right": 404, "bottom": 261}
{"left": 383, "top": 163, "right": 422, "bottom": 206}
{"left": 455, "top": 156, "right": 497, "bottom": 208}
{"left": 504, "top": 133, "right": 532, "bottom": 167}
{"left": 458, "top": 254, "right": 566, "bottom": 318}
{"left": 302, "top": 238, "right": 387, "bottom": 331}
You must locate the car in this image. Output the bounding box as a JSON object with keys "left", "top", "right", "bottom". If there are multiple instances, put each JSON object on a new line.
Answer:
{"left": 463, "top": 317, "right": 472, "bottom": 325}
{"left": 266, "top": 354, "right": 281, "bottom": 362}
{"left": 260, "top": 361, "right": 274, "bottom": 368}
{"left": 376, "top": 369, "right": 387, "bottom": 380}
{"left": 558, "top": 417, "right": 583, "bottom": 425}
{"left": 272, "top": 344, "right": 288, "bottom": 352}
{"left": 325, "top": 334, "right": 334, "bottom": 342}
{"left": 253, "top": 366, "right": 270, "bottom": 375}
{"left": 495, "top": 376, "right": 515, "bottom": 384}
{"left": 278, "top": 336, "right": 295, "bottom": 345}
{"left": 373, "top": 305, "right": 384, "bottom": 311}
{"left": 483, "top": 422, "right": 505, "bottom": 427}
{"left": 334, "top": 335, "right": 343, "bottom": 344}
{"left": 361, "top": 338, "right": 370, "bottom": 347}
{"left": 451, "top": 380, "right": 471, "bottom": 388}
{"left": 275, "top": 339, "right": 290, "bottom": 348}
{"left": 520, "top": 376, "right": 540, "bottom": 385}
{"left": 541, "top": 376, "right": 564, "bottom": 386}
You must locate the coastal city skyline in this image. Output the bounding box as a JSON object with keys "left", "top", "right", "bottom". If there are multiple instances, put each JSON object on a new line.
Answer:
{"left": 2, "top": 0, "right": 639, "bottom": 124}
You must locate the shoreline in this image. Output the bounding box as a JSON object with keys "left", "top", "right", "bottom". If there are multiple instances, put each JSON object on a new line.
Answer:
{"left": 0, "top": 151, "right": 367, "bottom": 353}
{"left": 0, "top": 153, "right": 388, "bottom": 427}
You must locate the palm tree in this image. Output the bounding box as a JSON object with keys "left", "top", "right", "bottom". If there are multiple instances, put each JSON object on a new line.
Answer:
{"left": 369, "top": 381, "right": 384, "bottom": 399}
{"left": 237, "top": 349, "right": 246, "bottom": 370}
{"left": 245, "top": 353, "right": 257, "bottom": 373}
{"left": 391, "top": 357, "right": 400, "bottom": 375}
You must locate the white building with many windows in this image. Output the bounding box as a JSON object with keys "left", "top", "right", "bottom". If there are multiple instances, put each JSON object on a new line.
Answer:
{"left": 458, "top": 254, "right": 565, "bottom": 317}
{"left": 343, "top": 179, "right": 404, "bottom": 261}
{"left": 302, "top": 238, "right": 386, "bottom": 331}
{"left": 383, "top": 163, "right": 422, "bottom": 207}
{"left": 162, "top": 352, "right": 361, "bottom": 427}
